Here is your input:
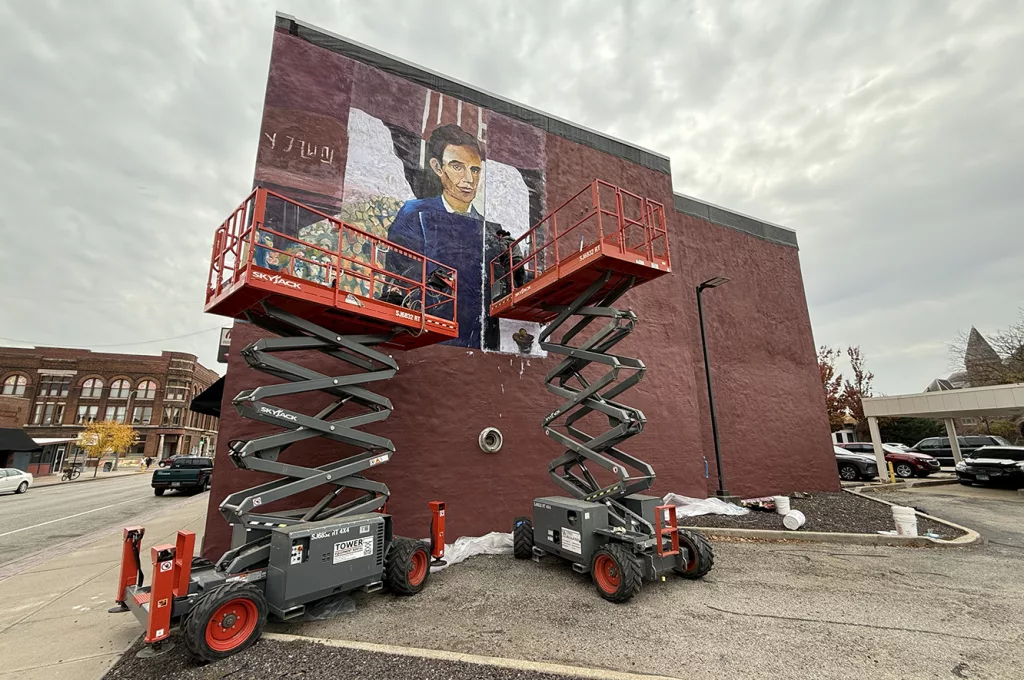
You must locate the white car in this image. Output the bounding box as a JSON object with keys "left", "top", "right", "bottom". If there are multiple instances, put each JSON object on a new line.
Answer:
{"left": 0, "top": 468, "right": 33, "bottom": 495}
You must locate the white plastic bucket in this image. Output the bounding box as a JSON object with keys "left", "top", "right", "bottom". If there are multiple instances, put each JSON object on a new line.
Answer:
{"left": 773, "top": 496, "right": 790, "bottom": 515}
{"left": 891, "top": 505, "right": 918, "bottom": 537}
{"left": 782, "top": 510, "right": 805, "bottom": 530}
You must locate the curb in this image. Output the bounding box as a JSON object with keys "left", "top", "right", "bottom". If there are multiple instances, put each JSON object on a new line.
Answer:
{"left": 32, "top": 472, "right": 146, "bottom": 490}
{"left": 681, "top": 489, "right": 981, "bottom": 548}
{"left": 261, "top": 633, "right": 681, "bottom": 680}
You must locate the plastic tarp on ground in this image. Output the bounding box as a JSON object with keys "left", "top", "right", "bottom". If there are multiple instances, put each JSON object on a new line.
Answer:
{"left": 661, "top": 493, "right": 749, "bottom": 517}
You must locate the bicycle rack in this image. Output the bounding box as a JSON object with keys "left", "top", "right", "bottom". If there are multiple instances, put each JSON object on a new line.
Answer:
{"left": 215, "top": 300, "right": 401, "bottom": 573}
{"left": 539, "top": 269, "right": 657, "bottom": 537}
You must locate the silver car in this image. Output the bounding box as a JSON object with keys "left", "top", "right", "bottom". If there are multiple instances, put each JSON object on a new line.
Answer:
{"left": 0, "top": 468, "right": 33, "bottom": 495}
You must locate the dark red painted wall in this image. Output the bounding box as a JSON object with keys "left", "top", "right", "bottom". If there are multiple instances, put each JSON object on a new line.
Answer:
{"left": 200, "top": 29, "right": 837, "bottom": 560}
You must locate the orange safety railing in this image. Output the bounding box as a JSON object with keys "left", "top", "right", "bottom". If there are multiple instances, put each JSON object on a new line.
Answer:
{"left": 488, "top": 180, "right": 669, "bottom": 305}
{"left": 206, "top": 188, "right": 457, "bottom": 325}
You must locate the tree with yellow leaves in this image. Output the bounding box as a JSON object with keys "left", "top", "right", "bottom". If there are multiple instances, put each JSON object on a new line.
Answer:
{"left": 77, "top": 421, "right": 139, "bottom": 478}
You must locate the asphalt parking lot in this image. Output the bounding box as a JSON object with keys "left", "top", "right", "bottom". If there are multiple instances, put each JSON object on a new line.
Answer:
{"left": 106, "top": 485, "right": 1024, "bottom": 680}
{"left": 269, "top": 485, "right": 1023, "bottom": 680}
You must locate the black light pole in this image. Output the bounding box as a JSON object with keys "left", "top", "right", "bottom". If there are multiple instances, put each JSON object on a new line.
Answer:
{"left": 697, "top": 276, "right": 734, "bottom": 501}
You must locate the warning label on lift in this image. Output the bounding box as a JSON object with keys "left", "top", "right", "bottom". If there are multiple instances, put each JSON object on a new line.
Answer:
{"left": 561, "top": 528, "right": 582, "bottom": 554}
{"left": 333, "top": 537, "right": 374, "bottom": 564}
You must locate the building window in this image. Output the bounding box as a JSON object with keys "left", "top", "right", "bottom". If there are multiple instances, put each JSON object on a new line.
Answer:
{"left": 169, "top": 358, "right": 195, "bottom": 372}
{"left": 109, "top": 379, "right": 131, "bottom": 399}
{"left": 104, "top": 405, "right": 127, "bottom": 423}
{"left": 162, "top": 406, "right": 183, "bottom": 426}
{"left": 80, "top": 378, "right": 104, "bottom": 399}
{"left": 38, "top": 374, "right": 72, "bottom": 398}
{"left": 2, "top": 374, "right": 28, "bottom": 396}
{"left": 165, "top": 380, "right": 189, "bottom": 401}
{"left": 136, "top": 380, "right": 157, "bottom": 400}
{"left": 132, "top": 406, "right": 153, "bottom": 425}
{"left": 76, "top": 405, "right": 99, "bottom": 424}
{"left": 130, "top": 436, "right": 147, "bottom": 456}
{"left": 33, "top": 402, "right": 65, "bottom": 426}
{"left": 961, "top": 417, "right": 979, "bottom": 426}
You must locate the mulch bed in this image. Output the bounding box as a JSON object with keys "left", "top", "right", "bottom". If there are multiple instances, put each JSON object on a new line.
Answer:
{"left": 682, "top": 491, "right": 965, "bottom": 539}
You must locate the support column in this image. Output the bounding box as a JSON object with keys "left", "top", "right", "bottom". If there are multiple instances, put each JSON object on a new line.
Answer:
{"left": 945, "top": 418, "right": 963, "bottom": 465}
{"left": 867, "top": 417, "right": 887, "bottom": 482}
{"left": 158, "top": 433, "right": 166, "bottom": 460}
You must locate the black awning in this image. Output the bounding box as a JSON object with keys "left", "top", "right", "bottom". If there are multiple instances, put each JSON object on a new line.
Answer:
{"left": 0, "top": 428, "right": 42, "bottom": 453}
{"left": 190, "top": 377, "right": 225, "bottom": 418}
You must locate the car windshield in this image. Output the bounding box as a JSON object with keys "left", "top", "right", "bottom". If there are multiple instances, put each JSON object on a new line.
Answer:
{"left": 971, "top": 448, "right": 1024, "bottom": 462}
{"left": 993, "top": 436, "right": 1012, "bottom": 446}
{"left": 170, "top": 458, "right": 194, "bottom": 468}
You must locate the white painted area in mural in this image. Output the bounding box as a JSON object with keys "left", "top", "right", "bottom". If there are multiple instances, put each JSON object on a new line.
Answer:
{"left": 342, "top": 108, "right": 416, "bottom": 204}
{"left": 484, "top": 161, "right": 546, "bottom": 358}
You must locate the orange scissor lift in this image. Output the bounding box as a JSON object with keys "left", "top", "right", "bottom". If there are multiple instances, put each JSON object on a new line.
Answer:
{"left": 492, "top": 180, "right": 715, "bottom": 603}
{"left": 110, "top": 189, "right": 453, "bottom": 660}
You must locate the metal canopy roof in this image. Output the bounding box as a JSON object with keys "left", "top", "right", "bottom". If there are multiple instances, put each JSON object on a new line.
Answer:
{"left": 862, "top": 383, "right": 1024, "bottom": 419}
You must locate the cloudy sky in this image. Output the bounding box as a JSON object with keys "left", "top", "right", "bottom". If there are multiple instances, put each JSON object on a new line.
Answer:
{"left": 1, "top": 0, "right": 1021, "bottom": 395}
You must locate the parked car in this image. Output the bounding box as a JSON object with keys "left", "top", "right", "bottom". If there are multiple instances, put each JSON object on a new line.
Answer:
{"left": 157, "top": 455, "right": 179, "bottom": 468}
{"left": 0, "top": 468, "right": 33, "bottom": 495}
{"left": 955, "top": 446, "right": 1024, "bottom": 488}
{"left": 838, "top": 442, "right": 940, "bottom": 478}
{"left": 909, "top": 435, "right": 1012, "bottom": 467}
{"left": 152, "top": 456, "right": 213, "bottom": 496}
{"left": 834, "top": 446, "right": 878, "bottom": 482}
{"left": 885, "top": 443, "right": 911, "bottom": 451}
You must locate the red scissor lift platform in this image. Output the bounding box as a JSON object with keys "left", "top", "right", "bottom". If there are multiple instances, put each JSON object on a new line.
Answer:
{"left": 206, "top": 188, "right": 458, "bottom": 349}
{"left": 488, "top": 179, "right": 670, "bottom": 322}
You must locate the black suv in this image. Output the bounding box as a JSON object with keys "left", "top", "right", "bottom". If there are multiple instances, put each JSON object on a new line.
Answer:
{"left": 910, "top": 435, "right": 1012, "bottom": 467}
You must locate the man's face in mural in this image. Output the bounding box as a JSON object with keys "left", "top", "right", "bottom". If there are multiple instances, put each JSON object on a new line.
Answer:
{"left": 430, "top": 144, "right": 482, "bottom": 214}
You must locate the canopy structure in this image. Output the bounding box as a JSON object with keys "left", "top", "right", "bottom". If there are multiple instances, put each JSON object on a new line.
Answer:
{"left": 861, "top": 383, "right": 1024, "bottom": 471}
{"left": 0, "top": 428, "right": 42, "bottom": 453}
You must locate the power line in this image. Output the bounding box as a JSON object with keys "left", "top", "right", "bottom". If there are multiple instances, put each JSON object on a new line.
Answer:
{"left": 0, "top": 326, "right": 222, "bottom": 349}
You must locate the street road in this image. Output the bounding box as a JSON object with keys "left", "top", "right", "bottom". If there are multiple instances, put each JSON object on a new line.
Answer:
{"left": 0, "top": 473, "right": 202, "bottom": 571}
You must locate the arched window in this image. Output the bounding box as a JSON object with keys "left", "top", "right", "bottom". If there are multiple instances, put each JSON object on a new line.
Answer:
{"left": 136, "top": 380, "right": 157, "bottom": 400}
{"left": 2, "top": 374, "right": 28, "bottom": 396}
{"left": 109, "top": 379, "right": 131, "bottom": 399}
{"left": 80, "top": 378, "right": 104, "bottom": 399}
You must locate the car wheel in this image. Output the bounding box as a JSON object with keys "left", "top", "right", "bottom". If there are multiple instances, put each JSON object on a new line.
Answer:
{"left": 894, "top": 463, "right": 914, "bottom": 479}
{"left": 154, "top": 487, "right": 165, "bottom": 496}
{"left": 16, "top": 482, "right": 28, "bottom": 494}
{"left": 838, "top": 464, "right": 860, "bottom": 481}
{"left": 958, "top": 479, "right": 972, "bottom": 486}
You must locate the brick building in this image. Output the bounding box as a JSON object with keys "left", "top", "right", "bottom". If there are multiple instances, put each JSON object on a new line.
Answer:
{"left": 0, "top": 346, "right": 220, "bottom": 475}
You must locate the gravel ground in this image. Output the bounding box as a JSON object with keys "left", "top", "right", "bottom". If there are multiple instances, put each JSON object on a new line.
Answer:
{"left": 106, "top": 638, "right": 593, "bottom": 680}
{"left": 681, "top": 491, "right": 965, "bottom": 538}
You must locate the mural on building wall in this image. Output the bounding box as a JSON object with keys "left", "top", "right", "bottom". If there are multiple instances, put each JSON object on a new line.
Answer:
{"left": 253, "top": 34, "right": 547, "bottom": 356}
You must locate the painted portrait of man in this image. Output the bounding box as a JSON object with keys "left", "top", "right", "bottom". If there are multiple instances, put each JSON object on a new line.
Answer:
{"left": 384, "top": 124, "right": 486, "bottom": 347}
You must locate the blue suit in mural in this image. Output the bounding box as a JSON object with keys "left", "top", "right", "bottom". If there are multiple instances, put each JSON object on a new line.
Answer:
{"left": 385, "top": 196, "right": 483, "bottom": 347}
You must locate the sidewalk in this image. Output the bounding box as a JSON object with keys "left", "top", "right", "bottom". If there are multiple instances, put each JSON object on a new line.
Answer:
{"left": 32, "top": 468, "right": 145, "bottom": 489}
{"left": 0, "top": 494, "right": 208, "bottom": 679}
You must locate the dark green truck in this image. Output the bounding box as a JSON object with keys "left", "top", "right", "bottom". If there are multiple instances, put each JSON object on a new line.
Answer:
{"left": 152, "top": 456, "right": 213, "bottom": 496}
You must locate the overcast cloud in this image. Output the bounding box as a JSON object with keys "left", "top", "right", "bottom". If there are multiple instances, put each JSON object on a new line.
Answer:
{"left": 1, "top": 0, "right": 1022, "bottom": 394}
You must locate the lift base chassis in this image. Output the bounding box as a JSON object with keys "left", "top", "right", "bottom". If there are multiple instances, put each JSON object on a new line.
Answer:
{"left": 531, "top": 495, "right": 691, "bottom": 579}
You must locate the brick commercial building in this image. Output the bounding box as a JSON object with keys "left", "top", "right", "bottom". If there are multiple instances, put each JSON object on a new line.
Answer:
{"left": 201, "top": 14, "right": 838, "bottom": 559}
{"left": 0, "top": 347, "right": 220, "bottom": 475}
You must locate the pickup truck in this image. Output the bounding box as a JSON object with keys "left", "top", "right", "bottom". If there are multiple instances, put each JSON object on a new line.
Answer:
{"left": 152, "top": 456, "right": 213, "bottom": 496}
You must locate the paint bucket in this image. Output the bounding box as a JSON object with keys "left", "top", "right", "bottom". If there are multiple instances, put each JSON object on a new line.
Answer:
{"left": 782, "top": 510, "right": 806, "bottom": 530}
{"left": 891, "top": 505, "right": 918, "bottom": 537}
{"left": 773, "top": 496, "right": 790, "bottom": 515}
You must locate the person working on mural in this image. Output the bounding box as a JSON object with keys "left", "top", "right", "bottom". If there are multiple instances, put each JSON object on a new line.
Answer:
{"left": 384, "top": 124, "right": 488, "bottom": 347}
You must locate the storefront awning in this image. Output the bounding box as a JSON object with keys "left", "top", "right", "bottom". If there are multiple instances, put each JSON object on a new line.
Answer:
{"left": 190, "top": 377, "right": 225, "bottom": 418}
{"left": 0, "top": 428, "right": 43, "bottom": 453}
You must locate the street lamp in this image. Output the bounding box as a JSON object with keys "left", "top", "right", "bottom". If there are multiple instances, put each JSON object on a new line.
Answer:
{"left": 696, "top": 276, "right": 734, "bottom": 501}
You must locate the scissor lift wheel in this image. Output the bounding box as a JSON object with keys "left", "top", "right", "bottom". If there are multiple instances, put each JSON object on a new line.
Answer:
{"left": 385, "top": 537, "right": 432, "bottom": 595}
{"left": 673, "top": 529, "right": 715, "bottom": 579}
{"left": 591, "top": 544, "right": 642, "bottom": 603}
{"left": 183, "top": 582, "right": 268, "bottom": 662}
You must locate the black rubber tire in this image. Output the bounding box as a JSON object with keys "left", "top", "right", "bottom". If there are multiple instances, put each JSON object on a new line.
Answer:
{"left": 385, "top": 537, "right": 431, "bottom": 596}
{"left": 16, "top": 482, "right": 28, "bottom": 494}
{"left": 894, "top": 463, "right": 915, "bottom": 479}
{"left": 958, "top": 479, "right": 972, "bottom": 486}
{"left": 153, "top": 487, "right": 165, "bottom": 496}
{"left": 203, "top": 477, "right": 212, "bottom": 491}
{"left": 591, "top": 543, "right": 642, "bottom": 603}
{"left": 182, "top": 582, "right": 267, "bottom": 662}
{"left": 673, "top": 529, "right": 715, "bottom": 579}
{"left": 512, "top": 516, "right": 534, "bottom": 560}
{"left": 838, "top": 464, "right": 859, "bottom": 481}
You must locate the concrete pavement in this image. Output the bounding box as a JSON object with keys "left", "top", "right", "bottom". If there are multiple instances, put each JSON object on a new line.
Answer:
{"left": 0, "top": 474, "right": 194, "bottom": 574}
{"left": 0, "top": 493, "right": 208, "bottom": 680}
{"left": 31, "top": 469, "right": 143, "bottom": 489}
